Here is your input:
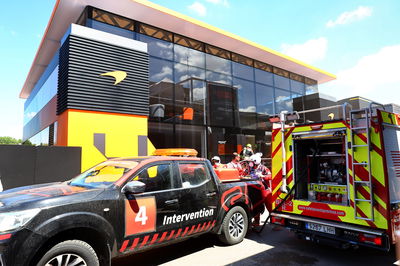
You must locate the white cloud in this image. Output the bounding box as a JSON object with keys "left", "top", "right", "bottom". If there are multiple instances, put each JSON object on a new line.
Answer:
{"left": 151, "top": 65, "right": 172, "bottom": 82}
{"left": 240, "top": 106, "right": 256, "bottom": 112}
{"left": 326, "top": 6, "right": 373, "bottom": 28}
{"left": 281, "top": 37, "right": 328, "bottom": 64}
{"left": 205, "top": 0, "right": 229, "bottom": 7}
{"left": 188, "top": 2, "right": 207, "bottom": 17}
{"left": 320, "top": 45, "right": 400, "bottom": 105}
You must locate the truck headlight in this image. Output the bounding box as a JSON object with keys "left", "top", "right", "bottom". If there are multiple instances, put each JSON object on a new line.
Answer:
{"left": 0, "top": 209, "right": 40, "bottom": 232}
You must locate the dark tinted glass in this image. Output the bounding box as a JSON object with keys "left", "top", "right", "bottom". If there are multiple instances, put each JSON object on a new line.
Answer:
{"left": 208, "top": 83, "right": 236, "bottom": 127}
{"left": 134, "top": 164, "right": 173, "bottom": 192}
{"left": 148, "top": 122, "right": 174, "bottom": 147}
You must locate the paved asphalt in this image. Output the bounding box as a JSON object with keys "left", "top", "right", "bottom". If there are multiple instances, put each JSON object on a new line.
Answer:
{"left": 113, "top": 217, "right": 397, "bottom": 266}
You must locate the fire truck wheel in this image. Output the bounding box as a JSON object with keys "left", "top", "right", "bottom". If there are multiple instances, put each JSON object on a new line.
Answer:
{"left": 36, "top": 240, "right": 99, "bottom": 266}
{"left": 218, "top": 206, "right": 248, "bottom": 245}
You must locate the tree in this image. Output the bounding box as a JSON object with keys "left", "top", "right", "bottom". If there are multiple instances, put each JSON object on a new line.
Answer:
{"left": 0, "top": 136, "right": 20, "bottom": 145}
{"left": 0, "top": 136, "right": 35, "bottom": 145}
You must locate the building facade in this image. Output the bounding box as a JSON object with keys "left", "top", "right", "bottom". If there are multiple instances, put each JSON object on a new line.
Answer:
{"left": 21, "top": 0, "right": 335, "bottom": 170}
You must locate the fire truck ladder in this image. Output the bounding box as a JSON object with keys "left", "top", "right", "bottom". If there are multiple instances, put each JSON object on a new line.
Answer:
{"left": 349, "top": 108, "right": 374, "bottom": 221}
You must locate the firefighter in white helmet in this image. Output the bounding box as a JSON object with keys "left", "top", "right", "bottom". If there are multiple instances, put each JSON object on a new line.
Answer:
{"left": 249, "top": 153, "right": 272, "bottom": 227}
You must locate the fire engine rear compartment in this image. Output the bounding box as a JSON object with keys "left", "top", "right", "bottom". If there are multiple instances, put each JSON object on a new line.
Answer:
{"left": 292, "top": 129, "right": 349, "bottom": 206}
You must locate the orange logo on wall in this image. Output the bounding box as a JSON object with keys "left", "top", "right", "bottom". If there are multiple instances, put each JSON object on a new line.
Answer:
{"left": 100, "top": 71, "right": 127, "bottom": 85}
{"left": 125, "top": 196, "right": 156, "bottom": 236}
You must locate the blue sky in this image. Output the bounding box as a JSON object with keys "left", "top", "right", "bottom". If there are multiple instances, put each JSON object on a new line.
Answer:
{"left": 1, "top": 0, "right": 399, "bottom": 139}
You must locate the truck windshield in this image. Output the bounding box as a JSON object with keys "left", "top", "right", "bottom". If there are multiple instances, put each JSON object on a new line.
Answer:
{"left": 70, "top": 161, "right": 139, "bottom": 188}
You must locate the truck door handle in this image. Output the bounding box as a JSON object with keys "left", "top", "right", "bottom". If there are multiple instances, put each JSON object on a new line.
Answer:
{"left": 206, "top": 192, "right": 216, "bottom": 197}
{"left": 165, "top": 199, "right": 178, "bottom": 205}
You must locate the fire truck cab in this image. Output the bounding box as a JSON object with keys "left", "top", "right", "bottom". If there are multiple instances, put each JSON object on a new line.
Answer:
{"left": 269, "top": 103, "right": 400, "bottom": 251}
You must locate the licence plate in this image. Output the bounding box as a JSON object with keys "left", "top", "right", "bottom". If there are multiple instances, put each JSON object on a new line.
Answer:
{"left": 306, "top": 222, "right": 335, "bottom": 235}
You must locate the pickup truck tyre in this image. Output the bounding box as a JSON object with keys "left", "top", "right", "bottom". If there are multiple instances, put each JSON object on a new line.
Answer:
{"left": 36, "top": 239, "right": 99, "bottom": 266}
{"left": 218, "top": 206, "right": 248, "bottom": 245}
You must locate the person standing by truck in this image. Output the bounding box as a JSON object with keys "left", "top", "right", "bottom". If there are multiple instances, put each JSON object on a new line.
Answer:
{"left": 240, "top": 144, "right": 254, "bottom": 159}
{"left": 227, "top": 152, "right": 242, "bottom": 172}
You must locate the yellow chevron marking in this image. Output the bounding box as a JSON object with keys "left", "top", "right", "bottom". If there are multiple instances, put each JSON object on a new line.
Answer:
{"left": 100, "top": 71, "right": 128, "bottom": 85}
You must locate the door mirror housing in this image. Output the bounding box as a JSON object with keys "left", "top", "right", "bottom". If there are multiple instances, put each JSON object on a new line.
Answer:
{"left": 122, "top": 181, "right": 146, "bottom": 194}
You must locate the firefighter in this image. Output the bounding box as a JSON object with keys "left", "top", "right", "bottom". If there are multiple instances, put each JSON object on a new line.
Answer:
{"left": 250, "top": 153, "right": 273, "bottom": 227}
{"left": 211, "top": 156, "right": 223, "bottom": 169}
{"left": 227, "top": 152, "right": 243, "bottom": 172}
{"left": 250, "top": 153, "right": 271, "bottom": 181}
{"left": 240, "top": 144, "right": 254, "bottom": 159}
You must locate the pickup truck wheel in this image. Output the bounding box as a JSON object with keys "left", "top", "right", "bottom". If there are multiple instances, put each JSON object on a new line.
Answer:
{"left": 36, "top": 240, "right": 99, "bottom": 266}
{"left": 218, "top": 206, "right": 248, "bottom": 245}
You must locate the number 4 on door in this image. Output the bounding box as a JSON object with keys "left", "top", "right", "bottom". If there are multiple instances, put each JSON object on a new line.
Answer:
{"left": 125, "top": 196, "right": 156, "bottom": 236}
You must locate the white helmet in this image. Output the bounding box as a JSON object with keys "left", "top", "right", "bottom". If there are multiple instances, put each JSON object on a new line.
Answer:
{"left": 211, "top": 156, "right": 221, "bottom": 162}
{"left": 250, "top": 153, "right": 262, "bottom": 165}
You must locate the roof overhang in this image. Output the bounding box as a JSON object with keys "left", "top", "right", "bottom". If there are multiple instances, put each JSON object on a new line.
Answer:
{"left": 20, "top": 0, "right": 336, "bottom": 99}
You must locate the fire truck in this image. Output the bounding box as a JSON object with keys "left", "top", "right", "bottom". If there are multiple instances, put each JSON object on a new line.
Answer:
{"left": 268, "top": 103, "right": 400, "bottom": 251}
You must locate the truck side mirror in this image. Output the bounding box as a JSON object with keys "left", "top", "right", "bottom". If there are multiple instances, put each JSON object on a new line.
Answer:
{"left": 122, "top": 181, "right": 146, "bottom": 194}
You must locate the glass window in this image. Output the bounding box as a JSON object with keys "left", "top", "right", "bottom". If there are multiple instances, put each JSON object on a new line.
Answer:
{"left": 29, "top": 127, "right": 50, "bottom": 146}
{"left": 24, "top": 66, "right": 58, "bottom": 126}
{"left": 256, "top": 83, "right": 274, "bottom": 115}
{"left": 174, "top": 45, "right": 205, "bottom": 68}
{"left": 205, "top": 54, "right": 231, "bottom": 75}
{"left": 70, "top": 160, "right": 138, "bottom": 188}
{"left": 175, "top": 125, "right": 207, "bottom": 157}
{"left": 174, "top": 63, "right": 205, "bottom": 83}
{"left": 148, "top": 122, "right": 174, "bottom": 148}
{"left": 232, "top": 62, "right": 254, "bottom": 81}
{"left": 233, "top": 78, "right": 256, "bottom": 129}
{"left": 89, "top": 20, "right": 135, "bottom": 39}
{"left": 306, "top": 84, "right": 318, "bottom": 94}
{"left": 291, "top": 79, "right": 305, "bottom": 96}
{"left": 175, "top": 79, "right": 206, "bottom": 125}
{"left": 178, "top": 163, "right": 209, "bottom": 188}
{"left": 255, "top": 68, "right": 273, "bottom": 86}
{"left": 132, "top": 164, "right": 174, "bottom": 192}
{"left": 208, "top": 83, "right": 237, "bottom": 127}
{"left": 275, "top": 89, "right": 292, "bottom": 113}
{"left": 138, "top": 33, "right": 173, "bottom": 60}
{"left": 149, "top": 57, "right": 174, "bottom": 120}
{"left": 206, "top": 71, "right": 232, "bottom": 85}
{"left": 274, "top": 74, "right": 290, "bottom": 90}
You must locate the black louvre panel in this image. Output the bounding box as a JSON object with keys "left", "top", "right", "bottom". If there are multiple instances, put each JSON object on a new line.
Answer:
{"left": 57, "top": 35, "right": 149, "bottom": 116}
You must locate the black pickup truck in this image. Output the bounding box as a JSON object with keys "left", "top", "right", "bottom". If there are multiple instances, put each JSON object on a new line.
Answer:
{"left": 0, "top": 155, "right": 265, "bottom": 265}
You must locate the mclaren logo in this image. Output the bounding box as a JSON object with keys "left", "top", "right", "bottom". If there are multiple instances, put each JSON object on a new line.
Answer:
{"left": 100, "top": 71, "right": 127, "bottom": 85}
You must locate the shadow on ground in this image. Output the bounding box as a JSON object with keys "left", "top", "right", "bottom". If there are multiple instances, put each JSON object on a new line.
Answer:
{"left": 113, "top": 224, "right": 397, "bottom": 266}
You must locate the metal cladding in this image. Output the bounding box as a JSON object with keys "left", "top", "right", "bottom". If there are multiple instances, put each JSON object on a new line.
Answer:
{"left": 57, "top": 35, "right": 149, "bottom": 116}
